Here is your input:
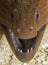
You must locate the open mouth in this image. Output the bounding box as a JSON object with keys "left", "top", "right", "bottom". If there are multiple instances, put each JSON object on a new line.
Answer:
{"left": 8, "top": 24, "right": 46, "bottom": 53}
{"left": 18, "top": 37, "right": 37, "bottom": 53}
{"left": 1, "top": 24, "right": 46, "bottom": 62}
{"left": 8, "top": 28, "right": 37, "bottom": 53}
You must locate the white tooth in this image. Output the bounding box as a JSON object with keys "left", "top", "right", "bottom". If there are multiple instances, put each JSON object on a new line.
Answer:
{"left": 31, "top": 48, "right": 33, "bottom": 51}
{"left": 20, "top": 50, "right": 22, "bottom": 53}
{"left": 27, "top": 49, "right": 29, "bottom": 52}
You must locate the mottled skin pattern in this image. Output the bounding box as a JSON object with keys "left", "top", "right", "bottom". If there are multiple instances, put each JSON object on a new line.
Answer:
{"left": 0, "top": 0, "right": 48, "bottom": 62}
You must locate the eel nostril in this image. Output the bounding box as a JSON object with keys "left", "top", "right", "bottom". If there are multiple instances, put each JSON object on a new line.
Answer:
{"left": 30, "top": 26, "right": 34, "bottom": 31}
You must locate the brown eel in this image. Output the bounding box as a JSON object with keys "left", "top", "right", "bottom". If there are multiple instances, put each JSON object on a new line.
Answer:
{"left": 0, "top": 0, "right": 48, "bottom": 62}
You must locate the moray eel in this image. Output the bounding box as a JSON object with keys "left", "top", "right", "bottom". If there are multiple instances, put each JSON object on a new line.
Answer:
{"left": 0, "top": 0, "right": 48, "bottom": 62}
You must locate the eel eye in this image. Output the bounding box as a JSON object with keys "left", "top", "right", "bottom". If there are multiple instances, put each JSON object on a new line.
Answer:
{"left": 35, "top": 12, "right": 40, "bottom": 20}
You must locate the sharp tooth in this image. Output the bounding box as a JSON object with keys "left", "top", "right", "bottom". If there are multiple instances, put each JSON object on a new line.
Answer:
{"left": 27, "top": 49, "right": 29, "bottom": 52}
{"left": 31, "top": 48, "right": 33, "bottom": 51}
{"left": 20, "top": 50, "right": 22, "bottom": 53}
